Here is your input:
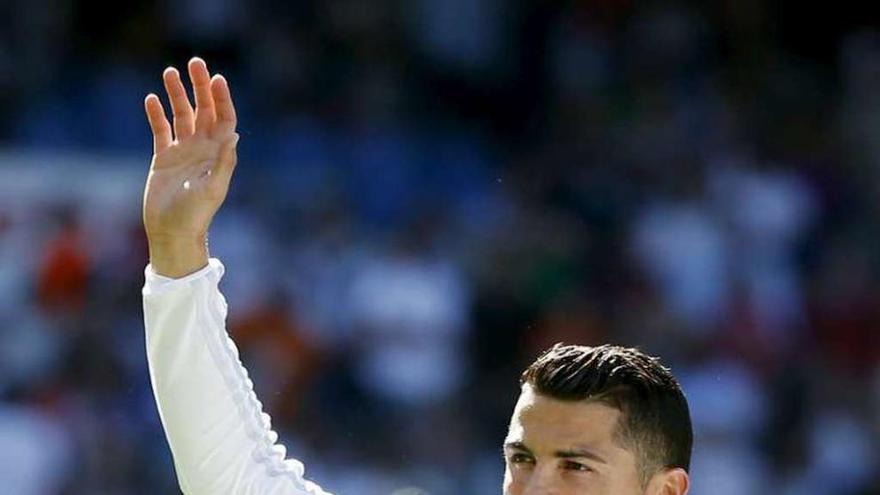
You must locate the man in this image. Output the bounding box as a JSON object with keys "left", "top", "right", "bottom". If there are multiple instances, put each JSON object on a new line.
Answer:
{"left": 142, "top": 57, "right": 693, "bottom": 495}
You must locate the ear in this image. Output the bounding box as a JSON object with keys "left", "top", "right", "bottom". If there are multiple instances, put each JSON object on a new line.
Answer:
{"left": 645, "top": 468, "right": 690, "bottom": 495}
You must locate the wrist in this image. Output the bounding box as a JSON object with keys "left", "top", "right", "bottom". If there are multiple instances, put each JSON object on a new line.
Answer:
{"left": 148, "top": 233, "right": 209, "bottom": 278}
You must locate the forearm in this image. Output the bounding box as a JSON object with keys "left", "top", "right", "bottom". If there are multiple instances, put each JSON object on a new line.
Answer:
{"left": 142, "top": 259, "right": 329, "bottom": 495}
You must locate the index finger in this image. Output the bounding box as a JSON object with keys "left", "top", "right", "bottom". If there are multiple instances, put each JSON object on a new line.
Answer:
{"left": 210, "top": 74, "right": 237, "bottom": 138}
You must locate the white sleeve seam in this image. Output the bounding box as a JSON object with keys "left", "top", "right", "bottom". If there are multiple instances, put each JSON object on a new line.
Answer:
{"left": 194, "top": 270, "right": 326, "bottom": 494}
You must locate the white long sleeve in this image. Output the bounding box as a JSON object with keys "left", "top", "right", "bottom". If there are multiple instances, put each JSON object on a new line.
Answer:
{"left": 142, "top": 258, "right": 331, "bottom": 495}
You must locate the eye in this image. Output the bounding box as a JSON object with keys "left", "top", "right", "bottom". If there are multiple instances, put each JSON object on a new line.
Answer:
{"left": 508, "top": 453, "right": 535, "bottom": 466}
{"left": 562, "top": 460, "right": 592, "bottom": 472}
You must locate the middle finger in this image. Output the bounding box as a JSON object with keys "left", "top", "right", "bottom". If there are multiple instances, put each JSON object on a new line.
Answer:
{"left": 189, "top": 57, "right": 216, "bottom": 136}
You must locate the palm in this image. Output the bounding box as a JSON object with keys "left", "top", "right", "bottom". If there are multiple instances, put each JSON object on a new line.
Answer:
{"left": 142, "top": 57, "right": 239, "bottom": 240}
{"left": 144, "top": 138, "right": 229, "bottom": 238}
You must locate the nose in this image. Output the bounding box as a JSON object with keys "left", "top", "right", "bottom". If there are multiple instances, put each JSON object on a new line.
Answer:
{"left": 520, "top": 466, "right": 560, "bottom": 495}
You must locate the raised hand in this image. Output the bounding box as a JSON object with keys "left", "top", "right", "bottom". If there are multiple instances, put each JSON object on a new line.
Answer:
{"left": 143, "top": 57, "right": 239, "bottom": 277}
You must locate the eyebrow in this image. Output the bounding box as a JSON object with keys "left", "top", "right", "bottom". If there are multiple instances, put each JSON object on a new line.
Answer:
{"left": 504, "top": 441, "right": 609, "bottom": 465}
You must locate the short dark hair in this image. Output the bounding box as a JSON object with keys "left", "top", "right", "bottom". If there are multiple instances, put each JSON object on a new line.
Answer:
{"left": 520, "top": 343, "right": 692, "bottom": 481}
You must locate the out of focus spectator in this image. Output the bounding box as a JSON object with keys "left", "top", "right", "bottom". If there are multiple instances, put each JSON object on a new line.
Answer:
{"left": 37, "top": 208, "right": 90, "bottom": 316}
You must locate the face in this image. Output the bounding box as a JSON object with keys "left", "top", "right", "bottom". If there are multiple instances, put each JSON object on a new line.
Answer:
{"left": 503, "top": 384, "right": 645, "bottom": 495}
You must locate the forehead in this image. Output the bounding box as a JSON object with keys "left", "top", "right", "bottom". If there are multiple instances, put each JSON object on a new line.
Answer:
{"left": 506, "top": 384, "right": 625, "bottom": 453}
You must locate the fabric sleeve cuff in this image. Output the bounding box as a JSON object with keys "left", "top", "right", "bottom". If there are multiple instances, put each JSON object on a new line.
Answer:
{"left": 142, "top": 258, "right": 225, "bottom": 297}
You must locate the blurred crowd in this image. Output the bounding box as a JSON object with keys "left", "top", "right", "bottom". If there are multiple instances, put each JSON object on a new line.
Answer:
{"left": 1, "top": 1, "right": 879, "bottom": 494}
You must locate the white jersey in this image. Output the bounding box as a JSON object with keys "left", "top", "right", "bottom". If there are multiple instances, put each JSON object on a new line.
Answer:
{"left": 142, "top": 258, "right": 331, "bottom": 495}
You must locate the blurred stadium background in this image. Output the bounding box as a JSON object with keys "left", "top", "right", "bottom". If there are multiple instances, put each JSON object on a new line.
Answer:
{"left": 1, "top": 1, "right": 879, "bottom": 493}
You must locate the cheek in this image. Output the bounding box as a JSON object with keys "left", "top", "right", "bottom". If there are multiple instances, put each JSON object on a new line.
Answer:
{"left": 599, "top": 469, "right": 642, "bottom": 495}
